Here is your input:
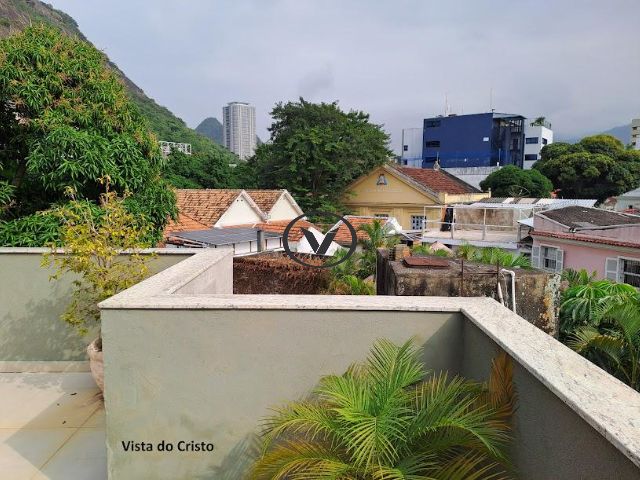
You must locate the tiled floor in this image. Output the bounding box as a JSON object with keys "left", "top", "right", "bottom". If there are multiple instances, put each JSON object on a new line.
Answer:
{"left": 0, "top": 372, "right": 106, "bottom": 480}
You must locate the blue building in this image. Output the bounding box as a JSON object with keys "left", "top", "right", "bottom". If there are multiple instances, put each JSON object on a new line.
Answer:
{"left": 421, "top": 112, "right": 525, "bottom": 169}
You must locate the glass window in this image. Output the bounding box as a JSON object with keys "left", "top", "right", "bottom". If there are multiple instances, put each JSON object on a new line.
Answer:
{"left": 525, "top": 137, "right": 539, "bottom": 144}
{"left": 425, "top": 141, "right": 440, "bottom": 148}
{"left": 374, "top": 213, "right": 389, "bottom": 218}
{"left": 403, "top": 145, "right": 408, "bottom": 151}
{"left": 621, "top": 258, "right": 640, "bottom": 288}
{"left": 525, "top": 154, "right": 538, "bottom": 160}
{"left": 541, "top": 246, "right": 557, "bottom": 271}
{"left": 425, "top": 120, "right": 441, "bottom": 128}
{"left": 542, "top": 138, "right": 548, "bottom": 145}
{"left": 411, "top": 215, "right": 426, "bottom": 230}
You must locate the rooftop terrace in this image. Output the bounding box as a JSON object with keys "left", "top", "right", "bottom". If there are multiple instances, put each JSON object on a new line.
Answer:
{"left": 1, "top": 247, "right": 639, "bottom": 479}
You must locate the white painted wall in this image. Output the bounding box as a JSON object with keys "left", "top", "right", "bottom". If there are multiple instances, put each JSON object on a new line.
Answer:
{"left": 523, "top": 125, "right": 553, "bottom": 169}
{"left": 214, "top": 195, "right": 263, "bottom": 227}
{"left": 400, "top": 128, "right": 423, "bottom": 165}
{"left": 267, "top": 194, "right": 301, "bottom": 221}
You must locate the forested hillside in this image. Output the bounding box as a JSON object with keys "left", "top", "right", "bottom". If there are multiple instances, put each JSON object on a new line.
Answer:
{"left": 0, "top": 0, "right": 238, "bottom": 166}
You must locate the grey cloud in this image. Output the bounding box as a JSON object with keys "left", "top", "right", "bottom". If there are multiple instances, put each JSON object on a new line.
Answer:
{"left": 49, "top": 0, "right": 640, "bottom": 151}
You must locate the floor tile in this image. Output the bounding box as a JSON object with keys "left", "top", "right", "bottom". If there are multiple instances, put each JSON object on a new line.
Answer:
{"left": 0, "top": 428, "right": 75, "bottom": 480}
{"left": 33, "top": 428, "right": 107, "bottom": 480}
{"left": 0, "top": 373, "right": 100, "bottom": 429}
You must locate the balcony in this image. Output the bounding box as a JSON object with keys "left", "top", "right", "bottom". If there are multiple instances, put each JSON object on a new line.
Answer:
{"left": 1, "top": 248, "right": 640, "bottom": 479}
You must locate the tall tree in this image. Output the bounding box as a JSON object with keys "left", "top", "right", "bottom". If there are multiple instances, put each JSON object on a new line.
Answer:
{"left": 479, "top": 165, "right": 553, "bottom": 197}
{"left": 534, "top": 135, "right": 640, "bottom": 202}
{"left": 251, "top": 98, "right": 392, "bottom": 211}
{"left": 0, "top": 25, "right": 176, "bottom": 244}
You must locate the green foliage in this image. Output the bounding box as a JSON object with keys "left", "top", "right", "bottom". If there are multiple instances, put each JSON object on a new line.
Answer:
{"left": 559, "top": 279, "right": 639, "bottom": 337}
{"left": 569, "top": 302, "right": 640, "bottom": 390}
{"left": 479, "top": 165, "right": 553, "bottom": 197}
{"left": 42, "top": 185, "right": 153, "bottom": 336}
{"left": 162, "top": 150, "right": 233, "bottom": 189}
{"left": 327, "top": 248, "right": 375, "bottom": 295}
{"left": 251, "top": 98, "right": 392, "bottom": 211}
{"left": 0, "top": 25, "right": 176, "bottom": 244}
{"left": 561, "top": 268, "right": 597, "bottom": 288}
{"left": 250, "top": 339, "right": 514, "bottom": 479}
{"left": 559, "top": 274, "right": 640, "bottom": 390}
{"left": 0, "top": 210, "right": 61, "bottom": 246}
{"left": 412, "top": 243, "right": 453, "bottom": 257}
{"left": 534, "top": 135, "right": 640, "bottom": 202}
{"left": 329, "top": 274, "right": 376, "bottom": 295}
{"left": 455, "top": 244, "right": 531, "bottom": 269}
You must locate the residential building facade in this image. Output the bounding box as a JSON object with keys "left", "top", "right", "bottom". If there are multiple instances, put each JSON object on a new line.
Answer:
{"left": 632, "top": 118, "right": 640, "bottom": 150}
{"left": 523, "top": 121, "right": 553, "bottom": 169}
{"left": 421, "top": 112, "right": 526, "bottom": 168}
{"left": 342, "top": 164, "right": 486, "bottom": 231}
{"left": 222, "top": 102, "right": 256, "bottom": 160}
{"left": 615, "top": 187, "right": 640, "bottom": 213}
{"left": 531, "top": 206, "right": 640, "bottom": 287}
{"left": 400, "top": 128, "right": 423, "bottom": 167}
{"left": 162, "top": 188, "right": 304, "bottom": 252}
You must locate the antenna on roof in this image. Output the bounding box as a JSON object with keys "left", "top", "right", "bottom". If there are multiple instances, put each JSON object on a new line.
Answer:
{"left": 489, "top": 87, "right": 493, "bottom": 112}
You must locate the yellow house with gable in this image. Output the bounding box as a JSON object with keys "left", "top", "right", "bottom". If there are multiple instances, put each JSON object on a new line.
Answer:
{"left": 343, "top": 164, "right": 487, "bottom": 230}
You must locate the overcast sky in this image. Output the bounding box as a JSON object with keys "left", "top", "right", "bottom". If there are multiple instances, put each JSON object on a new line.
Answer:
{"left": 49, "top": 0, "right": 639, "bottom": 151}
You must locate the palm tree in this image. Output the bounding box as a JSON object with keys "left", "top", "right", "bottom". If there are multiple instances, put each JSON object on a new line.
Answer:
{"left": 250, "top": 339, "right": 515, "bottom": 479}
{"left": 561, "top": 269, "right": 597, "bottom": 288}
{"left": 560, "top": 280, "right": 639, "bottom": 336}
{"left": 569, "top": 302, "right": 640, "bottom": 391}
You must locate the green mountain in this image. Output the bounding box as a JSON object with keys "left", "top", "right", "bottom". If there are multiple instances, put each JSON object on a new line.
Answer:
{"left": 195, "top": 117, "right": 224, "bottom": 144}
{"left": 0, "top": 0, "right": 238, "bottom": 163}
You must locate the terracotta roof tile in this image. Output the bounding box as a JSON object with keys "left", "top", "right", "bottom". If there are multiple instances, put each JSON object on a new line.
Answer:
{"left": 331, "top": 216, "right": 391, "bottom": 245}
{"left": 175, "top": 189, "right": 241, "bottom": 227}
{"left": 532, "top": 230, "right": 640, "bottom": 249}
{"left": 244, "top": 190, "right": 285, "bottom": 212}
{"left": 394, "top": 166, "right": 479, "bottom": 195}
{"left": 164, "top": 213, "right": 210, "bottom": 235}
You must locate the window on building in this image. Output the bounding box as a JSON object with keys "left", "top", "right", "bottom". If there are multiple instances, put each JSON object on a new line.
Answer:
{"left": 411, "top": 215, "right": 426, "bottom": 230}
{"left": 526, "top": 137, "right": 539, "bottom": 144}
{"left": 425, "top": 120, "right": 441, "bottom": 128}
{"left": 525, "top": 154, "right": 538, "bottom": 161}
{"left": 621, "top": 258, "right": 640, "bottom": 288}
{"left": 536, "top": 245, "right": 563, "bottom": 272}
{"left": 374, "top": 213, "right": 389, "bottom": 218}
{"left": 542, "top": 138, "right": 548, "bottom": 145}
{"left": 403, "top": 145, "right": 408, "bottom": 151}
{"left": 425, "top": 141, "right": 440, "bottom": 148}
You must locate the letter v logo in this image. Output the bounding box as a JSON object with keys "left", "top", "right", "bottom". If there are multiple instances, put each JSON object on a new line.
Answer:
{"left": 301, "top": 227, "right": 336, "bottom": 255}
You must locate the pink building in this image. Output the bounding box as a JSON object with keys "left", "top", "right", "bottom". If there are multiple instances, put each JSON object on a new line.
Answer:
{"left": 530, "top": 206, "right": 640, "bottom": 287}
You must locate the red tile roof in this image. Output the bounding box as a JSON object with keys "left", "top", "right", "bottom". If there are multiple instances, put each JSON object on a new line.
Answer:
{"left": 532, "top": 230, "right": 640, "bottom": 249}
{"left": 394, "top": 166, "right": 480, "bottom": 195}
{"left": 174, "top": 189, "right": 242, "bottom": 227}
{"left": 244, "top": 190, "right": 285, "bottom": 212}
{"left": 331, "top": 216, "right": 391, "bottom": 245}
{"left": 164, "top": 213, "right": 210, "bottom": 235}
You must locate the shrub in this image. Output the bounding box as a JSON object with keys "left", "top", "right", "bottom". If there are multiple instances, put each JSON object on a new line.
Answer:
{"left": 43, "top": 182, "right": 153, "bottom": 336}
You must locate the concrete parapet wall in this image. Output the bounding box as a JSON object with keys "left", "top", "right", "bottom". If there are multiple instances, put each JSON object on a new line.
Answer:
{"left": 0, "top": 248, "right": 199, "bottom": 363}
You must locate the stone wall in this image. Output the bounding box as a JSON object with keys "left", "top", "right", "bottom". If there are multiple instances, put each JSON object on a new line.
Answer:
{"left": 377, "top": 249, "right": 560, "bottom": 335}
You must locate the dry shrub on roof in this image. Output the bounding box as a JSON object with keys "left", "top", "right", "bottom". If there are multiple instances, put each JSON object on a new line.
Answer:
{"left": 233, "top": 253, "right": 330, "bottom": 294}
